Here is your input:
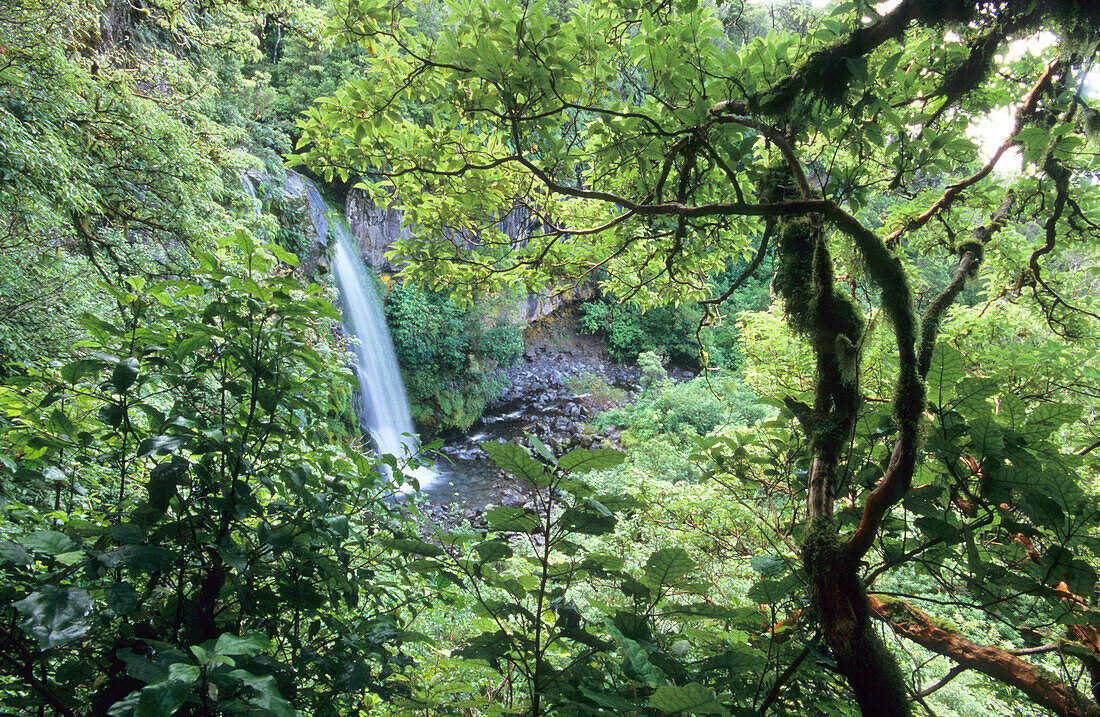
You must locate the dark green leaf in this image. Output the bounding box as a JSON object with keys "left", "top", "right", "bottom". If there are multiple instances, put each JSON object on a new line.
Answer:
{"left": 969, "top": 415, "right": 1003, "bottom": 458}
{"left": 750, "top": 554, "right": 787, "bottom": 578}
{"left": 136, "top": 436, "right": 181, "bottom": 458}
{"left": 377, "top": 536, "right": 445, "bottom": 557}
{"left": 106, "top": 582, "right": 140, "bottom": 616}
{"left": 112, "top": 357, "right": 140, "bottom": 394}
{"left": 18, "top": 530, "right": 79, "bottom": 555}
{"left": 14, "top": 586, "right": 93, "bottom": 648}
{"left": 643, "top": 547, "right": 694, "bottom": 586}
{"left": 0, "top": 540, "right": 31, "bottom": 566}
{"left": 474, "top": 540, "right": 513, "bottom": 563}
{"left": 560, "top": 506, "right": 617, "bottom": 535}
{"left": 98, "top": 403, "right": 124, "bottom": 428}
{"left": 484, "top": 506, "right": 540, "bottom": 533}
{"left": 482, "top": 442, "right": 547, "bottom": 485}
{"left": 108, "top": 523, "right": 146, "bottom": 544}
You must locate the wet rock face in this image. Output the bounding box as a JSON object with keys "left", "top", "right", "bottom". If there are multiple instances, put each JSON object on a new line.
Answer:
{"left": 345, "top": 188, "right": 595, "bottom": 321}
{"left": 345, "top": 189, "right": 410, "bottom": 272}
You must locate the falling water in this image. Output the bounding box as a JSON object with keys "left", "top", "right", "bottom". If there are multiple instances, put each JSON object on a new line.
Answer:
{"left": 300, "top": 178, "right": 430, "bottom": 489}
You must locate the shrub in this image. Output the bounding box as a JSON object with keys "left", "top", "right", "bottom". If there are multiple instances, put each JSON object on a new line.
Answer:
{"left": 565, "top": 372, "right": 629, "bottom": 413}
{"left": 638, "top": 349, "right": 667, "bottom": 388}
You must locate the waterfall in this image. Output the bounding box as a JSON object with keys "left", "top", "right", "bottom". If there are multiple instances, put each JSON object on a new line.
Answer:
{"left": 300, "top": 177, "right": 430, "bottom": 489}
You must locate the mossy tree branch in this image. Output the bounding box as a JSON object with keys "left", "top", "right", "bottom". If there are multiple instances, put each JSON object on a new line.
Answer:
{"left": 870, "top": 595, "right": 1100, "bottom": 717}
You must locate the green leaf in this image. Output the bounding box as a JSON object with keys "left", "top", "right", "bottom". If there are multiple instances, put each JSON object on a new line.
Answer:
{"left": 14, "top": 585, "right": 93, "bottom": 648}
{"left": 215, "top": 631, "right": 271, "bottom": 657}
{"left": 266, "top": 243, "right": 300, "bottom": 267}
{"left": 377, "top": 536, "right": 445, "bottom": 557}
{"left": 98, "top": 403, "right": 124, "bottom": 428}
{"left": 136, "top": 663, "right": 200, "bottom": 717}
{"left": 527, "top": 432, "right": 554, "bottom": 461}
{"left": 108, "top": 523, "right": 146, "bottom": 544}
{"left": 148, "top": 457, "right": 188, "bottom": 511}
{"left": 969, "top": 415, "right": 1003, "bottom": 458}
{"left": 136, "top": 435, "right": 181, "bottom": 458}
{"left": 927, "top": 343, "right": 965, "bottom": 406}
{"left": 474, "top": 540, "right": 513, "bottom": 563}
{"left": 914, "top": 515, "right": 962, "bottom": 544}
{"left": 558, "top": 447, "right": 626, "bottom": 473}
{"left": 61, "top": 358, "right": 106, "bottom": 385}
{"left": 996, "top": 392, "right": 1028, "bottom": 430}
{"left": 750, "top": 554, "right": 787, "bottom": 578}
{"left": 699, "top": 643, "right": 767, "bottom": 674}
{"left": 1024, "top": 402, "right": 1083, "bottom": 438}
{"left": 560, "top": 506, "right": 617, "bottom": 535}
{"left": 18, "top": 530, "right": 80, "bottom": 555}
{"left": 643, "top": 547, "right": 694, "bottom": 586}
{"left": 105, "top": 582, "right": 140, "bottom": 616}
{"left": 483, "top": 506, "right": 540, "bottom": 533}
{"left": 227, "top": 668, "right": 297, "bottom": 712}
{"left": 102, "top": 545, "right": 176, "bottom": 573}
{"left": 482, "top": 442, "right": 548, "bottom": 485}
{"left": 669, "top": 603, "right": 741, "bottom": 619}
{"left": 649, "top": 683, "right": 730, "bottom": 716}
{"left": 0, "top": 540, "right": 32, "bottom": 566}
{"left": 112, "top": 357, "right": 140, "bottom": 394}
{"left": 951, "top": 377, "right": 998, "bottom": 414}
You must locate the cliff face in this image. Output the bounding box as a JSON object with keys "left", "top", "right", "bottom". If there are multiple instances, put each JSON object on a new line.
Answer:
{"left": 345, "top": 189, "right": 411, "bottom": 272}
{"left": 344, "top": 188, "right": 593, "bottom": 323}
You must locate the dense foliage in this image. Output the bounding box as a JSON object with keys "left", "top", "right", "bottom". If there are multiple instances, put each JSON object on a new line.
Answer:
{"left": 385, "top": 282, "right": 524, "bottom": 436}
{"left": 5, "top": 0, "right": 1100, "bottom": 715}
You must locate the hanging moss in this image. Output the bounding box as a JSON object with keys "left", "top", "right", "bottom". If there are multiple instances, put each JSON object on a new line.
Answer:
{"left": 772, "top": 218, "right": 817, "bottom": 334}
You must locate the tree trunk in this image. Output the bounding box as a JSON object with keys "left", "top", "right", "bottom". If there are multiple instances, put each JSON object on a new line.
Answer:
{"left": 803, "top": 517, "right": 912, "bottom": 717}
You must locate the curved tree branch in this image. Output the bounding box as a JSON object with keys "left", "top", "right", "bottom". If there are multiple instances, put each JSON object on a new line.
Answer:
{"left": 870, "top": 595, "right": 1100, "bottom": 717}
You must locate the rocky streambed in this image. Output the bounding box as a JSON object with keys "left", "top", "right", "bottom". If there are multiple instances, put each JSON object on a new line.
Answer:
{"left": 419, "top": 334, "right": 641, "bottom": 522}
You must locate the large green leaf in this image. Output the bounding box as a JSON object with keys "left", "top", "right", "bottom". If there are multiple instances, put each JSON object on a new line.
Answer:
{"left": 558, "top": 447, "right": 626, "bottom": 474}
{"left": 105, "top": 582, "right": 140, "bottom": 616}
{"left": 926, "top": 343, "right": 965, "bottom": 407}
{"left": 214, "top": 631, "right": 271, "bottom": 657}
{"left": 643, "top": 547, "right": 694, "bottom": 586}
{"left": 950, "top": 377, "right": 998, "bottom": 414}
{"left": 481, "top": 442, "right": 548, "bottom": 485}
{"left": 112, "top": 357, "right": 140, "bottom": 394}
{"left": 484, "top": 506, "right": 540, "bottom": 533}
{"left": 0, "top": 541, "right": 31, "bottom": 566}
{"left": 14, "top": 585, "right": 93, "bottom": 648}
{"left": 474, "top": 540, "right": 513, "bottom": 563}
{"left": 18, "top": 530, "right": 79, "bottom": 555}
{"left": 649, "top": 683, "right": 730, "bottom": 716}
{"left": 969, "top": 415, "right": 1003, "bottom": 458}
{"left": 136, "top": 435, "right": 181, "bottom": 459}
{"left": 135, "top": 663, "right": 201, "bottom": 717}
{"left": 1023, "top": 402, "right": 1083, "bottom": 439}
{"left": 560, "top": 506, "right": 617, "bottom": 535}
{"left": 750, "top": 554, "right": 787, "bottom": 578}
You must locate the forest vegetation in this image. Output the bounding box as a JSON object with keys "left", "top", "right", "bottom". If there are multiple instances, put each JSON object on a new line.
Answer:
{"left": 2, "top": 0, "right": 1100, "bottom": 716}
